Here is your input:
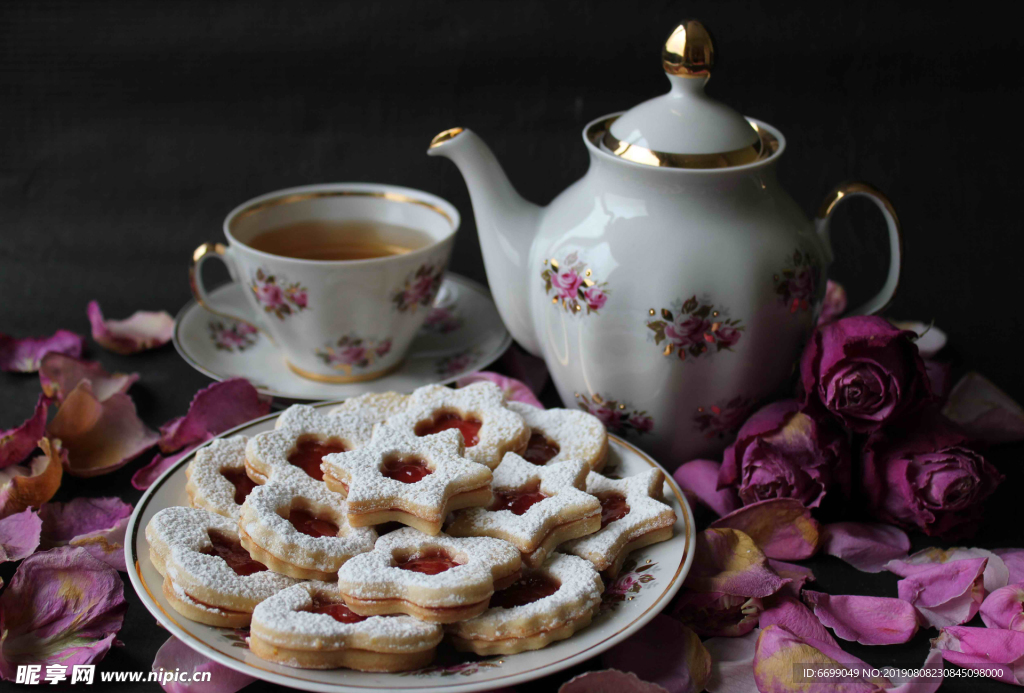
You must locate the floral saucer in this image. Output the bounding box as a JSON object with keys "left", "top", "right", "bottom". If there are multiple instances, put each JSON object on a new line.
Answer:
{"left": 172, "top": 274, "right": 511, "bottom": 400}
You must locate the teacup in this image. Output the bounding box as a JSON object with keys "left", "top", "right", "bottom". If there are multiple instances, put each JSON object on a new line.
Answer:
{"left": 190, "top": 183, "right": 459, "bottom": 382}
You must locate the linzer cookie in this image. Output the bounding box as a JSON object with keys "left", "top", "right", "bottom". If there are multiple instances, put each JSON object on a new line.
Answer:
{"left": 185, "top": 435, "right": 255, "bottom": 520}
{"left": 448, "top": 553, "right": 604, "bottom": 655}
{"left": 238, "top": 477, "right": 377, "bottom": 580}
{"left": 446, "top": 454, "right": 601, "bottom": 568}
{"left": 561, "top": 468, "right": 676, "bottom": 579}
{"left": 386, "top": 382, "right": 530, "bottom": 469}
{"left": 245, "top": 404, "right": 376, "bottom": 485}
{"left": 250, "top": 581, "right": 443, "bottom": 672}
{"left": 145, "top": 506, "right": 298, "bottom": 627}
{"left": 336, "top": 528, "right": 522, "bottom": 623}
{"left": 506, "top": 401, "right": 608, "bottom": 471}
{"left": 321, "top": 427, "right": 492, "bottom": 535}
{"left": 328, "top": 391, "right": 409, "bottom": 422}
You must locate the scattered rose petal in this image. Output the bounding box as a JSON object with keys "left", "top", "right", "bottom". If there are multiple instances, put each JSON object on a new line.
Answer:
{"left": 887, "top": 647, "right": 945, "bottom": 693}
{"left": 821, "top": 522, "right": 910, "bottom": 573}
{"left": 685, "top": 529, "right": 788, "bottom": 598}
{"left": 674, "top": 460, "right": 741, "bottom": 517}
{"left": 456, "top": 371, "right": 543, "bottom": 409}
{"left": 47, "top": 381, "right": 159, "bottom": 477}
{"left": 0, "top": 439, "right": 64, "bottom": 518}
{"left": 887, "top": 547, "right": 1009, "bottom": 593}
{"left": 153, "top": 635, "right": 256, "bottom": 693}
{"left": 942, "top": 371, "right": 1024, "bottom": 444}
{"left": 890, "top": 321, "right": 947, "bottom": 359}
{"left": 804, "top": 590, "right": 918, "bottom": 645}
{"left": 709, "top": 499, "right": 820, "bottom": 561}
{"left": 493, "top": 346, "right": 550, "bottom": 398}
{"left": 703, "top": 627, "right": 760, "bottom": 693}
{"left": 559, "top": 670, "right": 668, "bottom": 693}
{"left": 754, "top": 624, "right": 887, "bottom": 692}
{"left": 0, "top": 329, "right": 84, "bottom": 373}
{"left": 0, "top": 508, "right": 42, "bottom": 563}
{"left": 39, "top": 497, "right": 133, "bottom": 572}
{"left": 602, "top": 614, "right": 710, "bottom": 693}
{"left": 0, "top": 546, "right": 127, "bottom": 679}
{"left": 817, "top": 280, "right": 847, "bottom": 326}
{"left": 980, "top": 583, "right": 1024, "bottom": 631}
{"left": 669, "top": 591, "right": 763, "bottom": 637}
{"left": 158, "top": 378, "right": 271, "bottom": 453}
{"left": 923, "top": 360, "right": 951, "bottom": 401}
{"left": 767, "top": 560, "right": 815, "bottom": 598}
{"left": 39, "top": 353, "right": 138, "bottom": 403}
{"left": 934, "top": 625, "right": 1024, "bottom": 685}
{"left": 87, "top": 300, "right": 174, "bottom": 355}
{"left": 896, "top": 557, "right": 988, "bottom": 629}
{"left": 0, "top": 395, "right": 49, "bottom": 470}
{"left": 759, "top": 595, "right": 836, "bottom": 646}
{"left": 131, "top": 446, "right": 198, "bottom": 491}
{"left": 996, "top": 549, "right": 1024, "bottom": 584}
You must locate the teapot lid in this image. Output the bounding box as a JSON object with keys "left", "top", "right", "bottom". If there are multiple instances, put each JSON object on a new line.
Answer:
{"left": 602, "top": 20, "right": 771, "bottom": 168}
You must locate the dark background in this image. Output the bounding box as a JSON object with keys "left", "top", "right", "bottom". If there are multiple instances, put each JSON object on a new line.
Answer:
{"left": 2, "top": 1, "right": 1022, "bottom": 691}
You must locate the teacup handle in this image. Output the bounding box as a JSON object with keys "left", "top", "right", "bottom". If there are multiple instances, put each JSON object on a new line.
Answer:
{"left": 815, "top": 182, "right": 903, "bottom": 316}
{"left": 189, "top": 242, "right": 265, "bottom": 335}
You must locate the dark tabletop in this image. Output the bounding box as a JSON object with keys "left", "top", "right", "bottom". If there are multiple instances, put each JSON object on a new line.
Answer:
{"left": 2, "top": 1, "right": 1022, "bottom": 691}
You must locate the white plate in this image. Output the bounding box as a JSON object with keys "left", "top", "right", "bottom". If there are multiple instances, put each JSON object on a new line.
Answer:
{"left": 126, "top": 403, "right": 696, "bottom": 693}
{"left": 172, "top": 274, "right": 512, "bottom": 400}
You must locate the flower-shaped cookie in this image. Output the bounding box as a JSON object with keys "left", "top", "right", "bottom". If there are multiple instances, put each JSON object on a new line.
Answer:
{"left": 561, "top": 468, "right": 676, "bottom": 578}
{"left": 386, "top": 382, "right": 530, "bottom": 469}
{"left": 145, "top": 506, "right": 298, "bottom": 627}
{"left": 448, "top": 552, "right": 604, "bottom": 655}
{"left": 506, "top": 401, "right": 608, "bottom": 471}
{"left": 321, "top": 427, "right": 492, "bottom": 535}
{"left": 336, "top": 528, "right": 522, "bottom": 623}
{"left": 328, "top": 391, "right": 409, "bottom": 422}
{"left": 239, "top": 477, "right": 377, "bottom": 580}
{"left": 250, "top": 581, "right": 443, "bottom": 672}
{"left": 446, "top": 454, "right": 601, "bottom": 568}
{"left": 185, "top": 435, "right": 254, "bottom": 520}
{"left": 245, "top": 404, "right": 377, "bottom": 484}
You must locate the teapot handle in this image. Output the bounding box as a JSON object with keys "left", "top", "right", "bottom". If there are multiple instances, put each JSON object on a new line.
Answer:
{"left": 815, "top": 182, "right": 903, "bottom": 316}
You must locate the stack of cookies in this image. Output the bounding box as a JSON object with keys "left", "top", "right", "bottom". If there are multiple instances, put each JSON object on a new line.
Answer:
{"left": 146, "top": 382, "right": 677, "bottom": 672}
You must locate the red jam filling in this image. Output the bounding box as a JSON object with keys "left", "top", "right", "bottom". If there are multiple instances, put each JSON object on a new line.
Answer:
{"left": 222, "top": 468, "right": 257, "bottom": 505}
{"left": 598, "top": 492, "right": 630, "bottom": 528}
{"left": 381, "top": 455, "right": 432, "bottom": 484}
{"left": 287, "top": 438, "right": 348, "bottom": 481}
{"left": 416, "top": 412, "right": 482, "bottom": 447}
{"left": 522, "top": 432, "right": 560, "bottom": 465}
{"left": 203, "top": 529, "right": 267, "bottom": 576}
{"left": 306, "top": 594, "right": 367, "bottom": 624}
{"left": 490, "top": 573, "right": 561, "bottom": 609}
{"left": 491, "top": 485, "right": 548, "bottom": 516}
{"left": 396, "top": 549, "right": 461, "bottom": 575}
{"left": 288, "top": 508, "right": 339, "bottom": 538}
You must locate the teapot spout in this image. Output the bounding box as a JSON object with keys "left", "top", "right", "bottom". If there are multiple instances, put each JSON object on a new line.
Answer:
{"left": 428, "top": 128, "right": 543, "bottom": 355}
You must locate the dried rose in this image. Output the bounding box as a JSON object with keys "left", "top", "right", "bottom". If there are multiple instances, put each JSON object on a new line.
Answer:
{"left": 942, "top": 371, "right": 1024, "bottom": 444}
{"left": 0, "top": 438, "right": 65, "bottom": 518}
{"left": 768, "top": 560, "right": 816, "bottom": 598}
{"left": 0, "top": 547, "right": 127, "bottom": 679}
{"left": 0, "top": 508, "right": 42, "bottom": 564}
{"left": 934, "top": 626, "right": 1024, "bottom": 685}
{"left": 673, "top": 459, "right": 741, "bottom": 518}
{"left": 153, "top": 636, "right": 256, "bottom": 693}
{"left": 804, "top": 590, "right": 918, "bottom": 645}
{"left": 820, "top": 522, "right": 910, "bottom": 573}
{"left": 684, "top": 528, "right": 788, "bottom": 598}
{"left": 896, "top": 557, "right": 987, "bottom": 629}
{"left": 39, "top": 497, "right": 133, "bottom": 572}
{"left": 0, "top": 329, "right": 84, "bottom": 373}
{"left": 457, "top": 371, "right": 543, "bottom": 409}
{"left": 759, "top": 595, "right": 836, "bottom": 646}
{"left": 0, "top": 395, "right": 49, "bottom": 469}
{"left": 718, "top": 400, "right": 850, "bottom": 508}
{"left": 799, "top": 316, "right": 932, "bottom": 432}
{"left": 861, "top": 413, "right": 1003, "bottom": 539}
{"left": 980, "top": 583, "right": 1024, "bottom": 631}
{"left": 669, "top": 591, "right": 762, "bottom": 637}
{"left": 87, "top": 300, "right": 173, "bottom": 355}
{"left": 890, "top": 321, "right": 947, "bottom": 359}
{"left": 39, "top": 353, "right": 138, "bottom": 403}
{"left": 602, "top": 614, "right": 710, "bottom": 693}
{"left": 709, "top": 499, "right": 821, "bottom": 561}
{"left": 816, "top": 280, "right": 847, "bottom": 326}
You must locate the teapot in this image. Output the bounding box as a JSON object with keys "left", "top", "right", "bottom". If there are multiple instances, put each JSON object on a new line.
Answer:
{"left": 427, "top": 20, "right": 901, "bottom": 464}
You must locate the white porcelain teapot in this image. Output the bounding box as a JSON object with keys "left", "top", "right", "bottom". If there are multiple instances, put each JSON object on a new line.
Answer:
{"left": 428, "top": 20, "right": 901, "bottom": 465}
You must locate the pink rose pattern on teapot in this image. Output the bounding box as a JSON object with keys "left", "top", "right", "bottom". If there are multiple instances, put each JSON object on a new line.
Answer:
{"left": 541, "top": 251, "right": 610, "bottom": 315}
{"left": 646, "top": 296, "right": 745, "bottom": 361}
{"left": 576, "top": 392, "right": 653, "bottom": 436}
{"left": 774, "top": 248, "right": 821, "bottom": 314}
{"left": 693, "top": 395, "right": 757, "bottom": 440}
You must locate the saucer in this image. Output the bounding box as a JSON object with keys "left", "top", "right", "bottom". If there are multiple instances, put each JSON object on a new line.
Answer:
{"left": 172, "top": 273, "right": 511, "bottom": 400}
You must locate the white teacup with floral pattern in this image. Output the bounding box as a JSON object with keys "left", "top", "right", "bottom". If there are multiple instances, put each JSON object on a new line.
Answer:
{"left": 190, "top": 183, "right": 459, "bottom": 383}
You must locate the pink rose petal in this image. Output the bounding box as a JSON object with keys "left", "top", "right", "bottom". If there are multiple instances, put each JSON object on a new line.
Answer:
{"left": 996, "top": 549, "right": 1024, "bottom": 584}
{"left": 39, "top": 353, "right": 138, "bottom": 403}
{"left": 934, "top": 625, "right": 1024, "bottom": 685}
{"left": 132, "top": 443, "right": 205, "bottom": 491}
{"left": 767, "top": 560, "right": 815, "bottom": 598}
{"left": 669, "top": 591, "right": 763, "bottom": 637}
{"left": 0, "top": 546, "right": 127, "bottom": 679}
{"left": 753, "top": 624, "right": 886, "bottom": 692}
{"left": 602, "top": 614, "right": 710, "bottom": 693}
{"left": 494, "top": 346, "right": 550, "bottom": 397}
{"left": 703, "top": 627, "right": 760, "bottom": 693}
{"left": 0, "top": 395, "right": 49, "bottom": 470}
{"left": 87, "top": 300, "right": 174, "bottom": 355}
{"left": 47, "top": 381, "right": 159, "bottom": 477}
{"left": 456, "top": 371, "right": 543, "bottom": 409}
{"left": 39, "top": 497, "right": 133, "bottom": 572}
{"left": 0, "top": 508, "right": 42, "bottom": 563}
{"left": 709, "top": 498, "right": 820, "bottom": 560}
{"left": 804, "top": 590, "right": 919, "bottom": 645}
{"left": 153, "top": 635, "right": 256, "bottom": 693}
{"left": 559, "top": 670, "right": 668, "bottom": 693}
{"left": 674, "top": 460, "right": 741, "bottom": 518}
{"left": 0, "top": 329, "right": 84, "bottom": 373}
{"left": 890, "top": 321, "right": 947, "bottom": 359}
{"left": 896, "top": 557, "right": 988, "bottom": 629}
{"left": 817, "top": 280, "right": 847, "bottom": 326}
{"left": 821, "top": 522, "right": 911, "bottom": 573}
{"left": 685, "top": 529, "right": 789, "bottom": 598}
{"left": 759, "top": 595, "right": 837, "bottom": 646}
{"left": 980, "top": 583, "right": 1024, "bottom": 631}
{"left": 888, "top": 648, "right": 944, "bottom": 693}
{"left": 942, "top": 371, "right": 1024, "bottom": 444}
{"left": 887, "top": 546, "right": 1009, "bottom": 593}
{"left": 158, "top": 378, "right": 271, "bottom": 453}
{"left": 0, "top": 439, "right": 65, "bottom": 519}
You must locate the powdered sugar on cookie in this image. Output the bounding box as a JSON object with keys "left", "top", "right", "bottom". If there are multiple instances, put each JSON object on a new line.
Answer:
{"left": 186, "top": 435, "right": 252, "bottom": 520}
{"left": 506, "top": 401, "right": 608, "bottom": 471}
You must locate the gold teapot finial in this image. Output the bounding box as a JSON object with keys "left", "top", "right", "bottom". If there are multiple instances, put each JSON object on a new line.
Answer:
{"left": 662, "top": 20, "right": 713, "bottom": 77}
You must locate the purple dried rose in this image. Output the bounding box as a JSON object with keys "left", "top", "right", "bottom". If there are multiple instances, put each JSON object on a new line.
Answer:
{"left": 862, "top": 412, "right": 1004, "bottom": 539}
{"left": 717, "top": 400, "right": 850, "bottom": 508}
{"left": 799, "top": 315, "right": 932, "bottom": 432}
{"left": 668, "top": 591, "right": 763, "bottom": 637}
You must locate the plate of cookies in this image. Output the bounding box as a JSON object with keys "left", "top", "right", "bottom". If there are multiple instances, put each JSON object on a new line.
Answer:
{"left": 127, "top": 383, "right": 696, "bottom": 692}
